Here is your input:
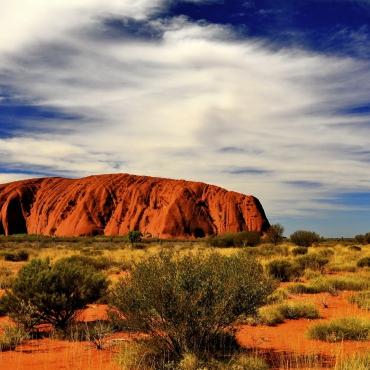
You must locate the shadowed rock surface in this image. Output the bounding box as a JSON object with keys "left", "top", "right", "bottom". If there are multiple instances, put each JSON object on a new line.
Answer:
{"left": 0, "top": 174, "right": 269, "bottom": 238}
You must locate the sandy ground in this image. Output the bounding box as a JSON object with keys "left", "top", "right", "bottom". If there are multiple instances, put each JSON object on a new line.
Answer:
{"left": 0, "top": 293, "right": 369, "bottom": 370}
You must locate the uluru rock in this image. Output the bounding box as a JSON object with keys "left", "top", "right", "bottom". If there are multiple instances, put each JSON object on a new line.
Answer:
{"left": 0, "top": 174, "right": 269, "bottom": 238}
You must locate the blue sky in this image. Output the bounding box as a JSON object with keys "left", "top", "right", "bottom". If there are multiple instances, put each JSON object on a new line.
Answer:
{"left": 0, "top": 0, "right": 370, "bottom": 236}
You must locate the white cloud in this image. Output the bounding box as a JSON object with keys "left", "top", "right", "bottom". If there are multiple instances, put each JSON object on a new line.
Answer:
{"left": 0, "top": 4, "right": 370, "bottom": 220}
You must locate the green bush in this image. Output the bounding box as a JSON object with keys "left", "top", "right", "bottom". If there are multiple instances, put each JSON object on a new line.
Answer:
{"left": 290, "top": 230, "right": 320, "bottom": 247}
{"left": 208, "top": 232, "right": 261, "bottom": 248}
{"left": 4, "top": 250, "right": 29, "bottom": 262}
{"left": 1, "top": 258, "right": 108, "bottom": 331}
{"left": 357, "top": 257, "right": 370, "bottom": 268}
{"left": 265, "top": 224, "right": 284, "bottom": 245}
{"left": 128, "top": 230, "right": 143, "bottom": 244}
{"left": 307, "top": 317, "right": 370, "bottom": 342}
{"left": 110, "top": 252, "right": 274, "bottom": 359}
{"left": 354, "top": 233, "right": 370, "bottom": 245}
{"left": 296, "top": 254, "right": 329, "bottom": 271}
{"left": 0, "top": 325, "right": 28, "bottom": 352}
{"left": 258, "top": 301, "right": 320, "bottom": 326}
{"left": 349, "top": 291, "right": 370, "bottom": 310}
{"left": 267, "top": 259, "right": 303, "bottom": 282}
{"left": 291, "top": 247, "right": 308, "bottom": 256}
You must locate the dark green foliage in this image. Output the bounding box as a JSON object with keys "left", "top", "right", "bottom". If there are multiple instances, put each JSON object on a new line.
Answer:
{"left": 291, "top": 247, "right": 308, "bottom": 256}
{"left": 296, "top": 254, "right": 329, "bottom": 271}
{"left": 1, "top": 258, "right": 108, "bottom": 331}
{"left": 127, "top": 230, "right": 143, "bottom": 244}
{"left": 354, "top": 233, "right": 370, "bottom": 245}
{"left": 267, "top": 259, "right": 303, "bottom": 282}
{"left": 265, "top": 224, "right": 284, "bottom": 245}
{"left": 208, "top": 231, "right": 261, "bottom": 247}
{"left": 357, "top": 257, "right": 370, "bottom": 268}
{"left": 110, "top": 252, "right": 274, "bottom": 358}
{"left": 290, "top": 230, "right": 320, "bottom": 247}
{"left": 4, "top": 250, "right": 29, "bottom": 262}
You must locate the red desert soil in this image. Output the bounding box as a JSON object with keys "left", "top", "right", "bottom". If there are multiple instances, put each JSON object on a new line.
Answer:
{"left": 1, "top": 295, "right": 369, "bottom": 370}
{"left": 0, "top": 173, "right": 269, "bottom": 238}
{"left": 237, "top": 292, "right": 370, "bottom": 367}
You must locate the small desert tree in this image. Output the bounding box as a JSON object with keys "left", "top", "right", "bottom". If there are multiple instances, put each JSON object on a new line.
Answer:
{"left": 110, "top": 252, "right": 275, "bottom": 358}
{"left": 127, "top": 230, "right": 143, "bottom": 245}
{"left": 1, "top": 258, "right": 108, "bottom": 331}
{"left": 265, "top": 224, "right": 284, "bottom": 245}
{"left": 290, "top": 230, "right": 320, "bottom": 247}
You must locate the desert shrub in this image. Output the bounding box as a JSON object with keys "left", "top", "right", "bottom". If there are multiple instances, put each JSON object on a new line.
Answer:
{"left": 208, "top": 232, "right": 261, "bottom": 248}
{"left": 258, "top": 301, "right": 320, "bottom": 326}
{"left": 1, "top": 258, "right": 108, "bottom": 331}
{"left": 348, "top": 245, "right": 362, "bottom": 252}
{"left": 349, "top": 291, "right": 370, "bottom": 310}
{"left": 4, "top": 250, "right": 29, "bottom": 262}
{"left": 296, "top": 254, "right": 329, "bottom": 271}
{"left": 291, "top": 247, "right": 308, "bottom": 256}
{"left": 110, "top": 252, "right": 274, "bottom": 359}
{"left": 307, "top": 317, "right": 370, "bottom": 342}
{"left": 265, "top": 224, "right": 284, "bottom": 245}
{"left": 267, "top": 259, "right": 303, "bottom": 282}
{"left": 128, "top": 230, "right": 143, "bottom": 244}
{"left": 335, "top": 352, "right": 370, "bottom": 370}
{"left": 0, "top": 325, "right": 28, "bottom": 351}
{"left": 0, "top": 265, "right": 14, "bottom": 289}
{"left": 317, "top": 248, "right": 335, "bottom": 258}
{"left": 252, "top": 244, "right": 289, "bottom": 257}
{"left": 354, "top": 233, "right": 370, "bottom": 245}
{"left": 357, "top": 257, "right": 370, "bottom": 268}
{"left": 290, "top": 230, "right": 320, "bottom": 247}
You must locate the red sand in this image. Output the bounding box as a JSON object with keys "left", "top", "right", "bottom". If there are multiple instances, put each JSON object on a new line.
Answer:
{"left": 0, "top": 294, "right": 369, "bottom": 369}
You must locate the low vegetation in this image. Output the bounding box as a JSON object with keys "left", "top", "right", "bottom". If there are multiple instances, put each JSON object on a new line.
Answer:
{"left": 335, "top": 352, "right": 370, "bottom": 370}
{"left": 307, "top": 317, "right": 370, "bottom": 342}
{"left": 266, "top": 259, "right": 303, "bottom": 282}
{"left": 348, "top": 291, "right": 370, "bottom": 310}
{"left": 0, "top": 325, "right": 28, "bottom": 352}
{"left": 110, "top": 252, "right": 275, "bottom": 364}
{"left": 289, "top": 274, "right": 370, "bottom": 295}
{"left": 290, "top": 230, "right": 320, "bottom": 247}
{"left": 1, "top": 257, "right": 108, "bottom": 331}
{"left": 257, "top": 301, "right": 320, "bottom": 326}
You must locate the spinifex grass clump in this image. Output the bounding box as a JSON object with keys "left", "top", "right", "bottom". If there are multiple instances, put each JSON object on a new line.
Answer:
{"left": 307, "top": 317, "right": 370, "bottom": 342}
{"left": 1, "top": 258, "right": 108, "bottom": 331}
{"left": 267, "top": 258, "right": 303, "bottom": 282}
{"left": 349, "top": 291, "right": 370, "bottom": 310}
{"left": 0, "top": 325, "right": 28, "bottom": 352}
{"left": 335, "top": 352, "right": 370, "bottom": 370}
{"left": 289, "top": 275, "right": 370, "bottom": 295}
{"left": 257, "top": 301, "right": 320, "bottom": 326}
{"left": 111, "top": 252, "right": 275, "bottom": 363}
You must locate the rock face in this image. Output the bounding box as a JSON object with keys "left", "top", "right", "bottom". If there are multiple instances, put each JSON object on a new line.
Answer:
{"left": 0, "top": 174, "right": 269, "bottom": 238}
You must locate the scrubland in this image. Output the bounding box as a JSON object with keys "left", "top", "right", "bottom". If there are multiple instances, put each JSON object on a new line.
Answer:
{"left": 0, "top": 234, "right": 369, "bottom": 370}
